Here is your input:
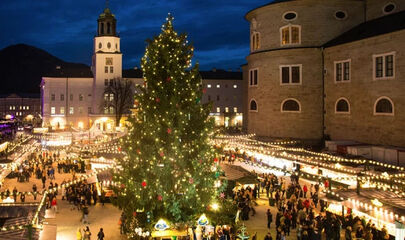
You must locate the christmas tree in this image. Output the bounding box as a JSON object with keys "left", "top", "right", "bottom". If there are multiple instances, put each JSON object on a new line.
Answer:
{"left": 112, "top": 15, "right": 223, "bottom": 235}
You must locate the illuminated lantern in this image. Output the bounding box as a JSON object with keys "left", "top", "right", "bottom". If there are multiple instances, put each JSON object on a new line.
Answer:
{"left": 154, "top": 219, "right": 169, "bottom": 231}
{"left": 197, "top": 214, "right": 209, "bottom": 226}
{"left": 142, "top": 181, "right": 147, "bottom": 187}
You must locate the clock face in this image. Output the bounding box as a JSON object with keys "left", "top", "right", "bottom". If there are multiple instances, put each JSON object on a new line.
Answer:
{"left": 98, "top": 43, "right": 102, "bottom": 49}
{"left": 107, "top": 42, "right": 111, "bottom": 49}
{"left": 106, "top": 58, "right": 113, "bottom": 65}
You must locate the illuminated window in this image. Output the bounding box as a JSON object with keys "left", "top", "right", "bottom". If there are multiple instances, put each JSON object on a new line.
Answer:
{"left": 69, "top": 107, "right": 74, "bottom": 115}
{"left": 251, "top": 32, "right": 260, "bottom": 51}
{"left": 104, "top": 93, "right": 109, "bottom": 101}
{"left": 249, "top": 69, "right": 258, "bottom": 86}
{"left": 109, "top": 93, "right": 114, "bottom": 101}
{"left": 22, "top": 106, "right": 25, "bottom": 110}
{"left": 280, "top": 25, "right": 300, "bottom": 45}
{"left": 233, "top": 84, "right": 237, "bottom": 88}
{"left": 60, "top": 107, "right": 65, "bottom": 114}
{"left": 104, "top": 107, "right": 109, "bottom": 114}
{"left": 51, "top": 107, "right": 56, "bottom": 114}
{"left": 216, "top": 84, "right": 220, "bottom": 88}
{"left": 207, "top": 84, "right": 212, "bottom": 88}
{"left": 109, "top": 106, "right": 114, "bottom": 114}
{"left": 216, "top": 107, "right": 220, "bottom": 113}
{"left": 234, "top": 107, "right": 238, "bottom": 113}
{"left": 27, "top": 106, "right": 29, "bottom": 110}
{"left": 9, "top": 106, "right": 12, "bottom": 110}
{"left": 225, "top": 107, "right": 229, "bottom": 113}
{"left": 373, "top": 52, "right": 395, "bottom": 79}
{"left": 280, "top": 65, "right": 301, "bottom": 84}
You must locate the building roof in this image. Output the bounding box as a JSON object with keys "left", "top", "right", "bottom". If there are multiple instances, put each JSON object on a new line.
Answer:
{"left": 200, "top": 70, "right": 243, "bottom": 80}
{"left": 245, "top": 0, "right": 295, "bottom": 20}
{"left": 44, "top": 66, "right": 93, "bottom": 78}
{"left": 0, "top": 93, "right": 40, "bottom": 99}
{"left": 122, "top": 68, "right": 143, "bottom": 78}
{"left": 324, "top": 10, "right": 405, "bottom": 47}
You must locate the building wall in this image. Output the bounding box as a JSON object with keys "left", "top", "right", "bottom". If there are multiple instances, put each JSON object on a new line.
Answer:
{"left": 366, "top": 0, "right": 405, "bottom": 21}
{"left": 246, "top": 48, "right": 323, "bottom": 140}
{"left": 324, "top": 30, "right": 405, "bottom": 147}
{"left": 0, "top": 95, "right": 40, "bottom": 122}
{"left": 246, "top": 0, "right": 364, "bottom": 52}
{"left": 42, "top": 77, "right": 93, "bottom": 129}
{"left": 201, "top": 78, "right": 243, "bottom": 127}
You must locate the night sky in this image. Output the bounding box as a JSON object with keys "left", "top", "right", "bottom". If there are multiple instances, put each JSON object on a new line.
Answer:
{"left": 0, "top": 0, "right": 270, "bottom": 71}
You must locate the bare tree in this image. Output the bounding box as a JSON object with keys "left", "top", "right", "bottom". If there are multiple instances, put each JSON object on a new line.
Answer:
{"left": 103, "top": 77, "right": 135, "bottom": 126}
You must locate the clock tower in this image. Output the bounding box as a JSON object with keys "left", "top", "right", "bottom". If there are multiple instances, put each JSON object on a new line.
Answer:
{"left": 91, "top": 6, "right": 122, "bottom": 115}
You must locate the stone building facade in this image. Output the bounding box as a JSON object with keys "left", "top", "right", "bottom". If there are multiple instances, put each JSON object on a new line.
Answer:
{"left": 244, "top": 0, "right": 405, "bottom": 147}
{"left": 0, "top": 93, "right": 41, "bottom": 124}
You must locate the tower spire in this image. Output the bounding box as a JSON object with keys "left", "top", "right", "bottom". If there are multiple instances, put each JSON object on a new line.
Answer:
{"left": 105, "top": 0, "right": 109, "bottom": 9}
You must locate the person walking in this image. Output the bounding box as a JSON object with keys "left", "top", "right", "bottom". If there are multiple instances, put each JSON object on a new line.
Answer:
{"left": 76, "top": 227, "right": 82, "bottom": 240}
{"left": 84, "top": 226, "right": 91, "bottom": 240}
{"left": 264, "top": 232, "right": 272, "bottom": 240}
{"left": 82, "top": 205, "right": 89, "bottom": 224}
{"left": 266, "top": 209, "right": 273, "bottom": 229}
{"left": 32, "top": 184, "right": 38, "bottom": 200}
{"left": 51, "top": 197, "right": 57, "bottom": 213}
{"left": 97, "top": 228, "right": 105, "bottom": 240}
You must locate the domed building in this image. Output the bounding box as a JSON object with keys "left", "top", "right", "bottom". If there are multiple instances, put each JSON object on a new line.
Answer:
{"left": 243, "top": 0, "right": 405, "bottom": 147}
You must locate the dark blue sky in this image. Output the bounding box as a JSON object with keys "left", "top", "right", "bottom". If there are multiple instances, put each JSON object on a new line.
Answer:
{"left": 0, "top": 0, "right": 270, "bottom": 71}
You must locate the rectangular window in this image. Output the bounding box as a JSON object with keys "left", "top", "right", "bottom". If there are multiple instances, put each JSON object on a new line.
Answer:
{"left": 208, "top": 95, "right": 211, "bottom": 101}
{"left": 110, "top": 79, "right": 114, "bottom": 86}
{"left": 234, "top": 107, "right": 238, "bottom": 113}
{"left": 373, "top": 52, "right": 395, "bottom": 79}
{"left": 233, "top": 84, "right": 238, "bottom": 88}
{"left": 88, "top": 107, "right": 92, "bottom": 114}
{"left": 280, "top": 65, "right": 301, "bottom": 84}
{"left": 60, "top": 107, "right": 65, "bottom": 114}
{"left": 51, "top": 94, "right": 55, "bottom": 101}
{"left": 281, "top": 25, "right": 300, "bottom": 45}
{"left": 225, "top": 107, "right": 229, "bottom": 113}
{"left": 104, "top": 107, "right": 109, "bottom": 114}
{"left": 109, "top": 93, "right": 114, "bottom": 101}
{"left": 9, "top": 106, "right": 12, "bottom": 110}
{"left": 27, "top": 106, "right": 29, "bottom": 110}
{"left": 105, "top": 79, "right": 108, "bottom": 86}
{"left": 51, "top": 107, "right": 55, "bottom": 114}
{"left": 109, "top": 106, "right": 114, "bottom": 114}
{"left": 207, "top": 84, "right": 212, "bottom": 88}
{"left": 60, "top": 94, "right": 64, "bottom": 101}
{"left": 110, "top": 66, "right": 114, "bottom": 73}
{"left": 69, "top": 107, "right": 74, "bottom": 115}
{"left": 104, "top": 93, "right": 109, "bottom": 101}
{"left": 216, "top": 107, "right": 220, "bottom": 113}
{"left": 217, "top": 95, "right": 220, "bottom": 101}
{"left": 335, "top": 60, "right": 350, "bottom": 82}
{"left": 105, "top": 66, "right": 108, "bottom": 73}
{"left": 79, "top": 94, "right": 83, "bottom": 101}
{"left": 216, "top": 84, "right": 220, "bottom": 88}
{"left": 78, "top": 107, "right": 83, "bottom": 114}
{"left": 249, "top": 69, "right": 258, "bottom": 86}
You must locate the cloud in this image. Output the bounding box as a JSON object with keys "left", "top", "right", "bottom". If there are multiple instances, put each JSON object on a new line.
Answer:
{"left": 0, "top": 0, "right": 269, "bottom": 70}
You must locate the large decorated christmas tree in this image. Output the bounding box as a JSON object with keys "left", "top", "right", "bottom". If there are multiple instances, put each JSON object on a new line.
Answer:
{"left": 112, "top": 15, "right": 223, "bottom": 236}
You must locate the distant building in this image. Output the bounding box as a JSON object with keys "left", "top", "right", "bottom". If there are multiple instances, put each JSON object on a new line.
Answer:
{"left": 244, "top": 0, "right": 405, "bottom": 147}
{"left": 41, "top": 6, "right": 244, "bottom": 131}
{"left": 200, "top": 69, "right": 243, "bottom": 128}
{"left": 0, "top": 93, "right": 41, "bottom": 123}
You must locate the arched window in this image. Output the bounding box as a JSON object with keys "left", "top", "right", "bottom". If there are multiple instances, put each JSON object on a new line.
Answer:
{"left": 281, "top": 98, "right": 301, "bottom": 112}
{"left": 251, "top": 32, "right": 260, "bottom": 51}
{"left": 107, "top": 22, "right": 111, "bottom": 34}
{"left": 250, "top": 99, "right": 258, "bottom": 112}
{"left": 280, "top": 25, "right": 301, "bottom": 45}
{"left": 374, "top": 97, "right": 394, "bottom": 115}
{"left": 100, "top": 23, "right": 104, "bottom": 34}
{"left": 335, "top": 98, "right": 350, "bottom": 113}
